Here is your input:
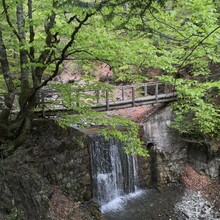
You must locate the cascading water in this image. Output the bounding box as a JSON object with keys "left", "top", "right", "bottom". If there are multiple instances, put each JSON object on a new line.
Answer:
{"left": 89, "top": 135, "right": 139, "bottom": 211}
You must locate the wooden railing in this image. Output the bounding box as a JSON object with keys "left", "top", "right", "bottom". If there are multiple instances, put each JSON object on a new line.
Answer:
{"left": 36, "top": 82, "right": 177, "bottom": 116}
{"left": 0, "top": 82, "right": 177, "bottom": 117}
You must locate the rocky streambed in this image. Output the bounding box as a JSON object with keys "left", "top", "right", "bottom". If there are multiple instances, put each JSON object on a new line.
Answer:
{"left": 103, "top": 184, "right": 220, "bottom": 220}
{"left": 176, "top": 190, "right": 220, "bottom": 219}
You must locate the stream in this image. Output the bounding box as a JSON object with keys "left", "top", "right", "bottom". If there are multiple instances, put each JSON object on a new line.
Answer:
{"left": 102, "top": 184, "right": 220, "bottom": 220}
{"left": 103, "top": 184, "right": 182, "bottom": 220}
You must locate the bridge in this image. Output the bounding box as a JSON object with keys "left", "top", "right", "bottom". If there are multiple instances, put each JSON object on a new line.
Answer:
{"left": 36, "top": 82, "right": 177, "bottom": 117}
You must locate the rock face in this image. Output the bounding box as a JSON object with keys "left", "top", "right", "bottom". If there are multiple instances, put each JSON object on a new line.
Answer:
{"left": 139, "top": 106, "right": 188, "bottom": 188}
{"left": 0, "top": 150, "right": 49, "bottom": 220}
{"left": 188, "top": 144, "right": 220, "bottom": 179}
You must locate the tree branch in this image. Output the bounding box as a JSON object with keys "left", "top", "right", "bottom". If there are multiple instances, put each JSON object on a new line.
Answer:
{"left": 2, "top": 0, "right": 22, "bottom": 42}
{"left": 28, "top": 0, "right": 35, "bottom": 61}
{"left": 0, "top": 27, "right": 15, "bottom": 94}
{"left": 179, "top": 25, "right": 220, "bottom": 69}
{"left": 33, "top": 10, "right": 57, "bottom": 87}
{"left": 148, "top": 9, "right": 186, "bottom": 39}
{"left": 19, "top": 12, "right": 94, "bottom": 115}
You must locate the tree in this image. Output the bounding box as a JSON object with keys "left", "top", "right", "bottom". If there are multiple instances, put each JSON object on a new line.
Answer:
{"left": 146, "top": 0, "right": 220, "bottom": 142}
{"left": 1, "top": 0, "right": 219, "bottom": 156}
{"left": 0, "top": 0, "right": 92, "bottom": 153}
{"left": 1, "top": 0, "right": 164, "bottom": 156}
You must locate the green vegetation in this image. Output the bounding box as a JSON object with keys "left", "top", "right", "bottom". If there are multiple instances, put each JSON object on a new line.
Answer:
{"left": 0, "top": 0, "right": 219, "bottom": 155}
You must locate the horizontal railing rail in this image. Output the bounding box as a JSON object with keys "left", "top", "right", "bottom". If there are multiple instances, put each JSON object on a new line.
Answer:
{"left": 35, "top": 82, "right": 177, "bottom": 117}
{"left": 0, "top": 82, "right": 177, "bottom": 117}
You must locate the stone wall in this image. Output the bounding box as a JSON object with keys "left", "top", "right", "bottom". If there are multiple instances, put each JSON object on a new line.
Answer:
{"left": 26, "top": 120, "right": 92, "bottom": 201}
{"left": 138, "top": 105, "right": 220, "bottom": 189}
{"left": 0, "top": 119, "right": 107, "bottom": 219}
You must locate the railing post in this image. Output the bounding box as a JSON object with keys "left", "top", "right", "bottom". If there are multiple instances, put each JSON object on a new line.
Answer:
{"left": 164, "top": 84, "right": 167, "bottom": 94}
{"left": 106, "top": 90, "right": 109, "bottom": 111}
{"left": 172, "top": 85, "right": 175, "bottom": 96}
{"left": 144, "top": 84, "right": 148, "bottom": 96}
{"left": 76, "top": 90, "right": 79, "bottom": 107}
{"left": 41, "top": 92, "right": 45, "bottom": 118}
{"left": 122, "top": 87, "right": 125, "bottom": 101}
{"left": 132, "top": 86, "right": 135, "bottom": 107}
{"left": 155, "top": 83, "right": 158, "bottom": 103}
{"left": 96, "top": 90, "right": 100, "bottom": 103}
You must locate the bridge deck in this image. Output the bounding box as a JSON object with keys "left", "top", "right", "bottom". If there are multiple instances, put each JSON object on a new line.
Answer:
{"left": 35, "top": 82, "right": 177, "bottom": 117}
{"left": 92, "top": 92, "right": 177, "bottom": 111}
{"left": 0, "top": 82, "right": 177, "bottom": 117}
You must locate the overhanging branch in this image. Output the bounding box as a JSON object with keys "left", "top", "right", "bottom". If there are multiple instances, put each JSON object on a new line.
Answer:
{"left": 20, "top": 12, "right": 95, "bottom": 115}
{"left": 179, "top": 25, "right": 220, "bottom": 69}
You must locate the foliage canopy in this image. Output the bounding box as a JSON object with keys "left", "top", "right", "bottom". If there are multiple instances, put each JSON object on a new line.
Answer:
{"left": 0, "top": 0, "right": 220, "bottom": 155}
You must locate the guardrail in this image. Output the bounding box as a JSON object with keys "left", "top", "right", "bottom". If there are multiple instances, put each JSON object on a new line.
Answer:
{"left": 35, "top": 82, "right": 177, "bottom": 117}
{"left": 0, "top": 82, "right": 177, "bottom": 117}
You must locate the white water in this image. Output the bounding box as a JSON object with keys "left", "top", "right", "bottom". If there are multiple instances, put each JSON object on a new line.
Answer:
{"left": 90, "top": 136, "right": 139, "bottom": 212}
{"left": 101, "top": 189, "right": 144, "bottom": 213}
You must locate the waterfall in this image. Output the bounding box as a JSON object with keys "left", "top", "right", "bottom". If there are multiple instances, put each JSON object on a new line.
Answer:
{"left": 89, "top": 135, "right": 139, "bottom": 207}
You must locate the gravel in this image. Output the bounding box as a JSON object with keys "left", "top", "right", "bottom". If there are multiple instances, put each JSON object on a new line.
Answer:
{"left": 175, "top": 190, "right": 220, "bottom": 220}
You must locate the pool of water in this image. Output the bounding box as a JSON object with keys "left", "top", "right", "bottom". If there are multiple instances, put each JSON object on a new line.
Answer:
{"left": 103, "top": 184, "right": 182, "bottom": 220}
{"left": 102, "top": 184, "right": 220, "bottom": 220}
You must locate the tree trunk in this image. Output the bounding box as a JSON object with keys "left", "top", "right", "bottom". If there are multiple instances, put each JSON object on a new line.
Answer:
{"left": 16, "top": 3, "right": 30, "bottom": 108}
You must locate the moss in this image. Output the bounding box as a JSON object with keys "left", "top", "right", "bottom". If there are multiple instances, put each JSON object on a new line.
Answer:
{"left": 9, "top": 208, "right": 24, "bottom": 220}
{"left": 75, "top": 135, "right": 86, "bottom": 149}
